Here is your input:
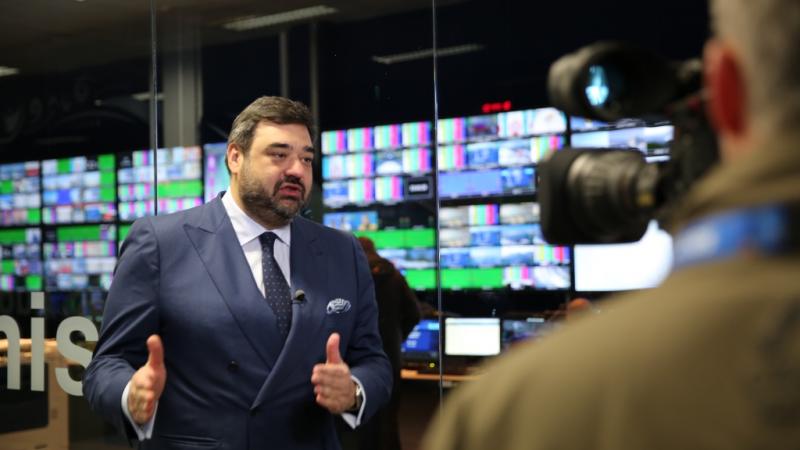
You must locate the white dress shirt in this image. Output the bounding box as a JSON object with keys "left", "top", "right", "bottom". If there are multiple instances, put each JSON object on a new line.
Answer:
{"left": 123, "top": 190, "right": 364, "bottom": 440}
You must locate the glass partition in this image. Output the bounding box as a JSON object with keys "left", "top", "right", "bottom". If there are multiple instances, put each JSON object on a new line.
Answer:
{"left": 430, "top": 0, "right": 710, "bottom": 431}
{"left": 0, "top": 1, "right": 154, "bottom": 448}
{"left": 161, "top": 3, "right": 440, "bottom": 448}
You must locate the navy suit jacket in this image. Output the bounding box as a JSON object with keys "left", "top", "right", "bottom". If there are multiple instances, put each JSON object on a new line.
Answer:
{"left": 84, "top": 197, "right": 392, "bottom": 450}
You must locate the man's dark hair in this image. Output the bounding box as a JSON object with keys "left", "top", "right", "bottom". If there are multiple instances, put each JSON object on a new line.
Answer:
{"left": 227, "top": 96, "right": 314, "bottom": 164}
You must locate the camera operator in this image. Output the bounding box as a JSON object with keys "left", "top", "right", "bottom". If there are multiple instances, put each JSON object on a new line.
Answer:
{"left": 422, "top": 1, "right": 800, "bottom": 449}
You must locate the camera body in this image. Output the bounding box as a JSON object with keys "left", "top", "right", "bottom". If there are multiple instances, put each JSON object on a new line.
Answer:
{"left": 539, "top": 41, "right": 719, "bottom": 244}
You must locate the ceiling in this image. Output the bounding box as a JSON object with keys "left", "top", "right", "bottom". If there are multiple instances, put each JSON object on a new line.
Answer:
{"left": 0, "top": 0, "right": 448, "bottom": 76}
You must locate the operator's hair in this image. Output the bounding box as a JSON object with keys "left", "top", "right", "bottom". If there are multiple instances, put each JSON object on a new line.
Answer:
{"left": 710, "top": 0, "right": 800, "bottom": 133}
{"left": 226, "top": 96, "right": 314, "bottom": 173}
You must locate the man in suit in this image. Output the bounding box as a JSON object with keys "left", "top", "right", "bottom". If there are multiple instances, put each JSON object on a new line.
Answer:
{"left": 84, "top": 96, "right": 392, "bottom": 450}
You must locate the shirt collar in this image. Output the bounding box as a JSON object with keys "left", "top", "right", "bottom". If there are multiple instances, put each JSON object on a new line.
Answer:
{"left": 221, "top": 189, "right": 291, "bottom": 247}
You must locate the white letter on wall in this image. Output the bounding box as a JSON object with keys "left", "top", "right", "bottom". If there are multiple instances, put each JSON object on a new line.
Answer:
{"left": 55, "top": 317, "right": 98, "bottom": 396}
{"left": 0, "top": 315, "right": 21, "bottom": 390}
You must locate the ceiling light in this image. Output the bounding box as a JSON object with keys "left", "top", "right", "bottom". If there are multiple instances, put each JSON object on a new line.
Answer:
{"left": 223, "top": 5, "right": 337, "bottom": 31}
{"left": 0, "top": 66, "right": 20, "bottom": 77}
{"left": 372, "top": 44, "right": 485, "bottom": 65}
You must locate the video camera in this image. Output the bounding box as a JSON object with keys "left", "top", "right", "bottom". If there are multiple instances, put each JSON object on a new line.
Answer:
{"left": 539, "top": 41, "right": 719, "bottom": 244}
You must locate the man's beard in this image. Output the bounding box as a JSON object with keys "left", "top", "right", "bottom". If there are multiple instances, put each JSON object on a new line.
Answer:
{"left": 238, "top": 165, "right": 307, "bottom": 228}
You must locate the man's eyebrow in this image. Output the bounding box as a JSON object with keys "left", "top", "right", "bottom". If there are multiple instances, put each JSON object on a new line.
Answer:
{"left": 265, "top": 142, "right": 315, "bottom": 153}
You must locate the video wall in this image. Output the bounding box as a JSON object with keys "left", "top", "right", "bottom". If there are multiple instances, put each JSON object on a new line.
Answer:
{"left": 321, "top": 121, "right": 433, "bottom": 207}
{"left": 0, "top": 109, "right": 674, "bottom": 296}
{"left": 322, "top": 107, "right": 573, "bottom": 292}
{"left": 0, "top": 146, "right": 204, "bottom": 293}
{"left": 117, "top": 147, "right": 203, "bottom": 221}
{"left": 438, "top": 202, "right": 570, "bottom": 290}
{"left": 0, "top": 161, "right": 41, "bottom": 226}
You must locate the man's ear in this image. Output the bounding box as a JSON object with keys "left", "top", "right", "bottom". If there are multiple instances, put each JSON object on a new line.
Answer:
{"left": 703, "top": 39, "right": 747, "bottom": 137}
{"left": 227, "top": 144, "right": 242, "bottom": 175}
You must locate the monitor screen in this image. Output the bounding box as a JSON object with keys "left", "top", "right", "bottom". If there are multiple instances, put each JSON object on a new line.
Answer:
{"left": 497, "top": 139, "right": 535, "bottom": 166}
{"left": 347, "top": 127, "right": 374, "bottom": 152}
{"left": 322, "top": 153, "right": 374, "bottom": 179}
{"left": 323, "top": 210, "right": 379, "bottom": 232}
{"left": 466, "top": 114, "right": 499, "bottom": 140}
{"left": 401, "top": 121, "right": 432, "bottom": 147}
{"left": 438, "top": 170, "right": 504, "bottom": 199}
{"left": 402, "top": 147, "right": 431, "bottom": 174}
{"left": 346, "top": 178, "right": 375, "bottom": 206}
{"left": 401, "top": 318, "right": 440, "bottom": 361}
{"left": 41, "top": 155, "right": 117, "bottom": 224}
{"left": 439, "top": 206, "right": 469, "bottom": 228}
{"left": 203, "top": 142, "right": 229, "bottom": 202}
{"left": 117, "top": 147, "right": 203, "bottom": 221}
{"left": 501, "top": 317, "right": 547, "bottom": 349}
{"left": 444, "top": 317, "right": 501, "bottom": 356}
{"left": 503, "top": 265, "right": 571, "bottom": 290}
{"left": 501, "top": 166, "right": 535, "bottom": 194}
{"left": 500, "top": 224, "right": 543, "bottom": 245}
{"left": 574, "top": 220, "right": 673, "bottom": 292}
{"left": 374, "top": 176, "right": 404, "bottom": 203}
{"left": 437, "top": 117, "right": 467, "bottom": 144}
{"left": 373, "top": 124, "right": 403, "bottom": 150}
{"left": 525, "top": 107, "right": 568, "bottom": 135}
{"left": 437, "top": 201, "right": 571, "bottom": 291}
{"left": 571, "top": 125, "right": 673, "bottom": 158}
{"left": 374, "top": 151, "right": 404, "bottom": 176}
{"left": 500, "top": 202, "right": 539, "bottom": 225}
{"left": 497, "top": 110, "right": 527, "bottom": 138}
{"left": 438, "top": 144, "right": 467, "bottom": 171}
{"left": 321, "top": 130, "right": 348, "bottom": 154}
{"left": 43, "top": 224, "right": 117, "bottom": 291}
{"left": 0, "top": 228, "right": 43, "bottom": 291}
{"left": 465, "top": 142, "right": 500, "bottom": 169}
{"left": 322, "top": 181, "right": 350, "bottom": 208}
{"left": 496, "top": 108, "right": 568, "bottom": 137}
{"left": 0, "top": 161, "right": 41, "bottom": 227}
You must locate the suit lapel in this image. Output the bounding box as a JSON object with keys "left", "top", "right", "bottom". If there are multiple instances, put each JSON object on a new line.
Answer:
{"left": 253, "top": 217, "right": 329, "bottom": 408}
{"left": 182, "top": 198, "right": 283, "bottom": 368}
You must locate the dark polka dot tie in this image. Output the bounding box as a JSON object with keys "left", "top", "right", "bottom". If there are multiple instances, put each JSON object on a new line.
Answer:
{"left": 259, "top": 232, "right": 292, "bottom": 343}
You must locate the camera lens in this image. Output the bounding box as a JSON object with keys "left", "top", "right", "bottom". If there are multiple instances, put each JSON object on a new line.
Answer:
{"left": 567, "top": 150, "right": 655, "bottom": 242}
{"left": 539, "top": 148, "right": 656, "bottom": 244}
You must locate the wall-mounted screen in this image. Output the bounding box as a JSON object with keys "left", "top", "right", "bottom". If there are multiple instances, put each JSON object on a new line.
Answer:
{"left": 571, "top": 124, "right": 673, "bottom": 159}
{"left": 437, "top": 202, "right": 570, "bottom": 290}
{"left": 203, "top": 142, "right": 229, "bottom": 202}
{"left": 43, "top": 224, "right": 117, "bottom": 291}
{"left": 325, "top": 204, "right": 436, "bottom": 291}
{"left": 117, "top": 147, "right": 203, "bottom": 221}
{"left": 0, "top": 228, "right": 42, "bottom": 291}
{"left": 0, "top": 161, "right": 41, "bottom": 226}
{"left": 42, "top": 155, "right": 117, "bottom": 224}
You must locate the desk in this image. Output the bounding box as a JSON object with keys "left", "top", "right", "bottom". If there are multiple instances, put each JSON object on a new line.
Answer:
{"left": 400, "top": 369, "right": 480, "bottom": 383}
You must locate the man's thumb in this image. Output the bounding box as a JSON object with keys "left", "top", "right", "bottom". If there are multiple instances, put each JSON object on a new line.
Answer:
{"left": 325, "top": 333, "right": 342, "bottom": 364}
{"left": 146, "top": 334, "right": 165, "bottom": 370}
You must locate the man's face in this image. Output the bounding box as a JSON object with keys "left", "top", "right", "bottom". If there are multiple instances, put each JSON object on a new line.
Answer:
{"left": 229, "top": 121, "right": 314, "bottom": 227}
